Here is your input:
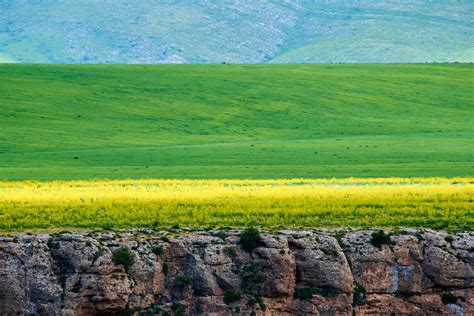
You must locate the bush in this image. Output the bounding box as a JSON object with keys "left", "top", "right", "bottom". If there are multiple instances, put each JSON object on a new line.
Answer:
{"left": 441, "top": 293, "right": 458, "bottom": 305}
{"left": 224, "top": 246, "right": 237, "bottom": 257}
{"left": 112, "top": 247, "right": 135, "bottom": 272}
{"left": 317, "top": 287, "right": 338, "bottom": 297}
{"left": 395, "top": 290, "right": 416, "bottom": 299}
{"left": 370, "top": 230, "right": 395, "bottom": 249}
{"left": 223, "top": 291, "right": 241, "bottom": 304}
{"left": 353, "top": 283, "right": 367, "bottom": 306}
{"left": 175, "top": 274, "right": 193, "bottom": 286}
{"left": 247, "top": 296, "right": 266, "bottom": 311}
{"left": 242, "top": 261, "right": 264, "bottom": 293}
{"left": 240, "top": 227, "right": 261, "bottom": 252}
{"left": 294, "top": 288, "right": 314, "bottom": 299}
{"left": 47, "top": 239, "right": 60, "bottom": 249}
{"left": 171, "top": 298, "right": 185, "bottom": 315}
{"left": 216, "top": 230, "right": 227, "bottom": 240}
{"left": 152, "top": 245, "right": 164, "bottom": 255}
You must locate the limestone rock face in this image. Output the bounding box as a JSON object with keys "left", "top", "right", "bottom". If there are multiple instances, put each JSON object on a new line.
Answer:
{"left": 0, "top": 229, "right": 472, "bottom": 315}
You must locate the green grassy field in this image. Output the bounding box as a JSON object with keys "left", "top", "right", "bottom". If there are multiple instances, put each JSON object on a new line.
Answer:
{"left": 0, "top": 64, "right": 473, "bottom": 180}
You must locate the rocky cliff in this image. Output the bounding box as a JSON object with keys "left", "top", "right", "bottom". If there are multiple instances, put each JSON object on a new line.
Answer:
{"left": 0, "top": 229, "right": 472, "bottom": 315}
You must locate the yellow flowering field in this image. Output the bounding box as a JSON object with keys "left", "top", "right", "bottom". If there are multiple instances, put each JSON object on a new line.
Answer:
{"left": 0, "top": 177, "right": 472, "bottom": 231}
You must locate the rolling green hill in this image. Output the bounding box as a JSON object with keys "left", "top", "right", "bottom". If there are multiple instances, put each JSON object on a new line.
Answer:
{"left": 1, "top": 1, "right": 473, "bottom": 64}
{"left": 0, "top": 64, "right": 473, "bottom": 181}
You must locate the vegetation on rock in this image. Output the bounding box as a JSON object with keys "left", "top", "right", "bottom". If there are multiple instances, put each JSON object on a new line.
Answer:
{"left": 240, "top": 228, "right": 261, "bottom": 252}
{"left": 112, "top": 247, "right": 135, "bottom": 272}
{"left": 370, "top": 231, "right": 395, "bottom": 249}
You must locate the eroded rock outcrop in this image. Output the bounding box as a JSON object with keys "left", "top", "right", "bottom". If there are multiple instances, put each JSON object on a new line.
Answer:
{"left": 0, "top": 229, "right": 472, "bottom": 315}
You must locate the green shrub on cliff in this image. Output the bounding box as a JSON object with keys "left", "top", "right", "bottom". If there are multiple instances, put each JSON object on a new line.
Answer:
{"left": 112, "top": 247, "right": 135, "bottom": 272}
{"left": 240, "top": 228, "right": 261, "bottom": 252}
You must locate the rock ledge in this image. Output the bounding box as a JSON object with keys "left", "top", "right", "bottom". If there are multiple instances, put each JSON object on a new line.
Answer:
{"left": 0, "top": 229, "right": 472, "bottom": 315}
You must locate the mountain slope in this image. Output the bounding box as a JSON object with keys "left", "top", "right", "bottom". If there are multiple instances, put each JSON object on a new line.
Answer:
{"left": 0, "top": 1, "right": 472, "bottom": 64}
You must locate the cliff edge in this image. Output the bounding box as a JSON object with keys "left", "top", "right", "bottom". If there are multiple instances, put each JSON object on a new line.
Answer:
{"left": 0, "top": 229, "right": 472, "bottom": 315}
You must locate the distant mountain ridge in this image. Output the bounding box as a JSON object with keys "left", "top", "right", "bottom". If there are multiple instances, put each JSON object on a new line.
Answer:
{"left": 1, "top": 0, "right": 473, "bottom": 64}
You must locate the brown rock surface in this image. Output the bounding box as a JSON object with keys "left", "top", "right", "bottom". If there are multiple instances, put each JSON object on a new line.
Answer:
{"left": 0, "top": 229, "right": 472, "bottom": 315}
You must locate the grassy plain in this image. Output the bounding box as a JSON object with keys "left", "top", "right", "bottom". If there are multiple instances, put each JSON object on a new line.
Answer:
{"left": 0, "top": 178, "right": 472, "bottom": 231}
{"left": 1, "top": 64, "right": 473, "bottom": 180}
{"left": 0, "top": 64, "right": 472, "bottom": 231}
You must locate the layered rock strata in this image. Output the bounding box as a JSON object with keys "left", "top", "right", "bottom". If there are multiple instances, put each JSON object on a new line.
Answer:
{"left": 0, "top": 229, "right": 472, "bottom": 315}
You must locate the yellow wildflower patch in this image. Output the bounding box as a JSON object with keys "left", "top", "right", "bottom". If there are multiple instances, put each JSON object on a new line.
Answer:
{"left": 1, "top": 178, "right": 472, "bottom": 231}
